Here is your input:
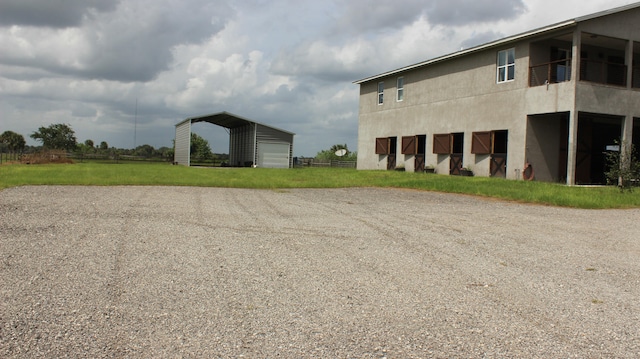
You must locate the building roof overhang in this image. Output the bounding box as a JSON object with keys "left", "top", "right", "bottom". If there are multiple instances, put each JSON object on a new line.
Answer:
{"left": 353, "top": 2, "right": 640, "bottom": 85}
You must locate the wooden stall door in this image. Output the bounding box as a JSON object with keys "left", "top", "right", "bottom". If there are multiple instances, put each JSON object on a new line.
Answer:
{"left": 490, "top": 154, "right": 507, "bottom": 177}
{"left": 450, "top": 133, "right": 464, "bottom": 175}
{"left": 450, "top": 155, "right": 463, "bottom": 175}
{"left": 387, "top": 137, "right": 397, "bottom": 170}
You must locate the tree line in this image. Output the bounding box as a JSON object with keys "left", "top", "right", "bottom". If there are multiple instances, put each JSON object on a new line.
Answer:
{"left": 3, "top": 123, "right": 356, "bottom": 164}
{"left": 1, "top": 123, "right": 177, "bottom": 161}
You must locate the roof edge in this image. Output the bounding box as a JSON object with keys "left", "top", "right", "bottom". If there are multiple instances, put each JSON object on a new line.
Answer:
{"left": 354, "top": 2, "right": 640, "bottom": 85}
{"left": 353, "top": 20, "right": 576, "bottom": 84}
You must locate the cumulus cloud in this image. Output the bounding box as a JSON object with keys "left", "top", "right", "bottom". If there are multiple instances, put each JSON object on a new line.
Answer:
{"left": 271, "top": 0, "right": 527, "bottom": 83}
{"left": 0, "top": 0, "right": 119, "bottom": 28}
{"left": 0, "top": 0, "right": 235, "bottom": 82}
{"left": 459, "top": 30, "right": 505, "bottom": 50}
{"left": 331, "top": 0, "right": 428, "bottom": 34}
{"left": 270, "top": 38, "right": 378, "bottom": 82}
{"left": 425, "top": 0, "right": 527, "bottom": 26}
{"left": 0, "top": 0, "right": 633, "bottom": 156}
{"left": 331, "top": 0, "right": 526, "bottom": 35}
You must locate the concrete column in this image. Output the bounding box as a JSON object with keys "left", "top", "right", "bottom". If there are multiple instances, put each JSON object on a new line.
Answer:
{"left": 622, "top": 114, "right": 633, "bottom": 153}
{"left": 626, "top": 40, "right": 634, "bottom": 88}
{"left": 566, "top": 30, "right": 581, "bottom": 185}
{"left": 571, "top": 30, "right": 581, "bottom": 83}
{"left": 623, "top": 40, "right": 634, "bottom": 171}
{"left": 566, "top": 111, "right": 578, "bottom": 185}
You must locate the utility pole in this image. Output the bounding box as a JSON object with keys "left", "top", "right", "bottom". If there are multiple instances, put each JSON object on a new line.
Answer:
{"left": 134, "top": 98, "right": 138, "bottom": 149}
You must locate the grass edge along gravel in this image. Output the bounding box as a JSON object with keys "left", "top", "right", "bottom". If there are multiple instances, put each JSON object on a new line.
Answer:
{"left": 1, "top": 162, "right": 639, "bottom": 209}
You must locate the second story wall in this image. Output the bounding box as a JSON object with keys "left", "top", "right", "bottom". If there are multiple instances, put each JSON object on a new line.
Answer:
{"left": 358, "top": 37, "right": 578, "bottom": 132}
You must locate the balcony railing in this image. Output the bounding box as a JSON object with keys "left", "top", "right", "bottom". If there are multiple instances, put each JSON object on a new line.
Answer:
{"left": 580, "top": 58, "right": 627, "bottom": 86}
{"left": 530, "top": 58, "right": 632, "bottom": 87}
{"left": 529, "top": 59, "right": 572, "bottom": 87}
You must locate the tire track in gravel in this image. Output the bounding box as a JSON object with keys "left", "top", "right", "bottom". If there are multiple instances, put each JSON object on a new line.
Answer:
{"left": 283, "top": 189, "right": 596, "bottom": 354}
{"left": 224, "top": 189, "right": 353, "bottom": 355}
{"left": 187, "top": 188, "right": 259, "bottom": 355}
{"left": 277, "top": 189, "right": 496, "bottom": 355}
{"left": 180, "top": 207, "right": 367, "bottom": 349}
{"left": 208, "top": 190, "right": 278, "bottom": 355}
{"left": 216, "top": 189, "right": 394, "bottom": 355}
{"left": 217, "top": 190, "right": 409, "bottom": 353}
{"left": 104, "top": 187, "right": 153, "bottom": 355}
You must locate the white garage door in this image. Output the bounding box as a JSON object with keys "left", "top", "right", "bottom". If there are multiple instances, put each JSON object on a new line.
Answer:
{"left": 257, "top": 142, "right": 290, "bottom": 168}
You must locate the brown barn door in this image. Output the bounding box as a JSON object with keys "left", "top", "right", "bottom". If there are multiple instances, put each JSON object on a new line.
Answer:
{"left": 387, "top": 137, "right": 397, "bottom": 170}
{"left": 450, "top": 133, "right": 464, "bottom": 175}
{"left": 433, "top": 133, "right": 452, "bottom": 155}
{"left": 375, "top": 137, "right": 389, "bottom": 155}
{"left": 402, "top": 135, "right": 426, "bottom": 172}
{"left": 415, "top": 135, "right": 426, "bottom": 172}
{"left": 375, "top": 136, "right": 397, "bottom": 170}
{"left": 472, "top": 130, "right": 508, "bottom": 177}
{"left": 401, "top": 135, "right": 416, "bottom": 156}
{"left": 491, "top": 154, "right": 507, "bottom": 177}
{"left": 491, "top": 130, "right": 508, "bottom": 178}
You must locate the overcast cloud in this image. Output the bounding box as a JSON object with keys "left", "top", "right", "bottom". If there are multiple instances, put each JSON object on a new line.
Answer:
{"left": 0, "top": 0, "right": 634, "bottom": 156}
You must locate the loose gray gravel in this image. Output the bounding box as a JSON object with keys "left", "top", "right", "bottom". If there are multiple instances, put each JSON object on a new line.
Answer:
{"left": 1, "top": 186, "right": 639, "bottom": 358}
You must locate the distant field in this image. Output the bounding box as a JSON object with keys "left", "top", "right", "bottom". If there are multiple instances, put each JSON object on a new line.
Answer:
{"left": 1, "top": 162, "right": 639, "bottom": 209}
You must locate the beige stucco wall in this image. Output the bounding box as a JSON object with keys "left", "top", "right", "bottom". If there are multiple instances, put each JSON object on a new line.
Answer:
{"left": 357, "top": 40, "right": 549, "bottom": 179}
{"left": 357, "top": 6, "right": 640, "bottom": 182}
{"left": 578, "top": 8, "right": 640, "bottom": 41}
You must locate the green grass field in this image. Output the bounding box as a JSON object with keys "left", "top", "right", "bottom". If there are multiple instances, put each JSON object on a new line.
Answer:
{"left": 1, "top": 162, "right": 639, "bottom": 209}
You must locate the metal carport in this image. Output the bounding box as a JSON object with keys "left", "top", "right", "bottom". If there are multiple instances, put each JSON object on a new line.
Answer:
{"left": 174, "top": 112, "right": 295, "bottom": 168}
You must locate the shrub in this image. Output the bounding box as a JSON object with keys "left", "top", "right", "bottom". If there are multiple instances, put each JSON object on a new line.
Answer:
{"left": 605, "top": 141, "right": 640, "bottom": 192}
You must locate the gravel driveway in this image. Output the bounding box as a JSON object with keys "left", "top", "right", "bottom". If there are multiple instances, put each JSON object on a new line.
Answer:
{"left": 1, "top": 186, "right": 639, "bottom": 358}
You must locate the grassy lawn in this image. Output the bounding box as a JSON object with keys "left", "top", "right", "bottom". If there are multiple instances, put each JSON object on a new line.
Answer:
{"left": 1, "top": 162, "right": 639, "bottom": 209}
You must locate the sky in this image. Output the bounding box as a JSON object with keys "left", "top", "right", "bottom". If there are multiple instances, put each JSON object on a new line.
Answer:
{"left": 0, "top": 0, "right": 635, "bottom": 156}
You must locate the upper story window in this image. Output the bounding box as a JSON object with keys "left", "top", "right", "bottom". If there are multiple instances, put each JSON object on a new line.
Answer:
{"left": 396, "top": 77, "right": 404, "bottom": 101}
{"left": 497, "top": 48, "right": 515, "bottom": 83}
{"left": 377, "top": 82, "right": 384, "bottom": 104}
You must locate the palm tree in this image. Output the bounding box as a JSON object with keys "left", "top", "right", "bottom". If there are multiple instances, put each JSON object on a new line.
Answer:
{"left": 0, "top": 131, "right": 26, "bottom": 160}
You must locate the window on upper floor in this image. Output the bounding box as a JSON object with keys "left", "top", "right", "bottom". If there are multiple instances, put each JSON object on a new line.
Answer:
{"left": 377, "top": 82, "right": 384, "bottom": 104}
{"left": 396, "top": 77, "right": 404, "bottom": 101}
{"left": 497, "top": 48, "right": 515, "bottom": 83}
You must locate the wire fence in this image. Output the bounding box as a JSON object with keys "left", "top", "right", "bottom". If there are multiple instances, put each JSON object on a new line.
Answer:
{"left": 295, "top": 158, "right": 357, "bottom": 168}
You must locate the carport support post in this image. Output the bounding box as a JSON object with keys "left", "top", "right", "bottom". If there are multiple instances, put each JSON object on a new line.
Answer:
{"left": 253, "top": 123, "right": 258, "bottom": 166}
{"left": 566, "top": 111, "right": 578, "bottom": 185}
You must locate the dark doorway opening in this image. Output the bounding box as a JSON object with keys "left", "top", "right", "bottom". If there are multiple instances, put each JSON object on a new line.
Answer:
{"left": 575, "top": 113, "right": 623, "bottom": 184}
{"left": 634, "top": 118, "right": 640, "bottom": 149}
{"left": 525, "top": 112, "right": 570, "bottom": 183}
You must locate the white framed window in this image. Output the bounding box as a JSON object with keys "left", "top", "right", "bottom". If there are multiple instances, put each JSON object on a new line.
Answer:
{"left": 396, "top": 77, "right": 404, "bottom": 101}
{"left": 497, "top": 48, "right": 515, "bottom": 83}
{"left": 377, "top": 81, "right": 384, "bottom": 105}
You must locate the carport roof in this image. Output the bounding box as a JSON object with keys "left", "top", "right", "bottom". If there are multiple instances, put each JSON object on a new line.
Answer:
{"left": 176, "top": 111, "right": 295, "bottom": 135}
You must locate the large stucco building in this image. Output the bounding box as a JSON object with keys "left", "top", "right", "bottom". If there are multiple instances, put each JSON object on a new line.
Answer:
{"left": 355, "top": 3, "right": 640, "bottom": 185}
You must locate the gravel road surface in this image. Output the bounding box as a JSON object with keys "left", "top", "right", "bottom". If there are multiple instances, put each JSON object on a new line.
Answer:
{"left": 1, "top": 186, "right": 639, "bottom": 358}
